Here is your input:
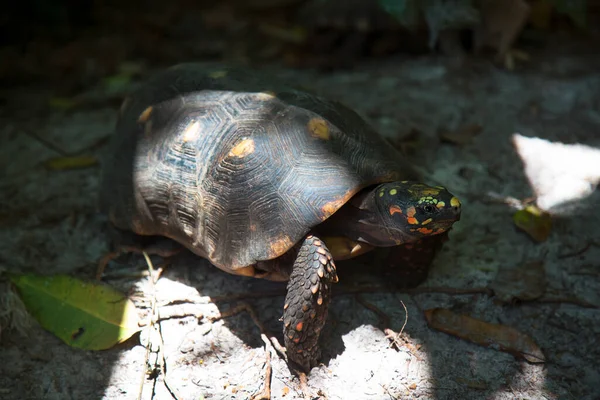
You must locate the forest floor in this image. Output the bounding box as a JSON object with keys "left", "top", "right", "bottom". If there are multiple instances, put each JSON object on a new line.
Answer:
{"left": 1, "top": 34, "right": 600, "bottom": 400}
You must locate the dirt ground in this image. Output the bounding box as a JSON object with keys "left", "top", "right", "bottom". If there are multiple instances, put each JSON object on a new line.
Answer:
{"left": 1, "top": 36, "right": 599, "bottom": 400}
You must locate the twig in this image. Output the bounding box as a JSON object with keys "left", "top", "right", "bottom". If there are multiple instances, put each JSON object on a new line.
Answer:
{"left": 533, "top": 297, "right": 598, "bottom": 309}
{"left": 250, "top": 334, "right": 274, "bottom": 400}
{"left": 557, "top": 241, "right": 599, "bottom": 259}
{"left": 209, "top": 302, "right": 288, "bottom": 362}
{"left": 355, "top": 294, "right": 391, "bottom": 327}
{"left": 22, "top": 128, "right": 70, "bottom": 156}
{"left": 137, "top": 251, "right": 183, "bottom": 400}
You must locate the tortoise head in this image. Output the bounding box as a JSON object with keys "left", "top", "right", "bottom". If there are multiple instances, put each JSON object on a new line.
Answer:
{"left": 352, "top": 181, "right": 461, "bottom": 246}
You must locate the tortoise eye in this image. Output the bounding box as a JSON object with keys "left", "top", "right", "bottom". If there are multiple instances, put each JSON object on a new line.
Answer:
{"left": 422, "top": 205, "right": 436, "bottom": 214}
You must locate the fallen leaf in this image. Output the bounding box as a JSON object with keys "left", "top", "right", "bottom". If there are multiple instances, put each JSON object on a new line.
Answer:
{"left": 489, "top": 261, "right": 547, "bottom": 303}
{"left": 424, "top": 308, "right": 545, "bottom": 363}
{"left": 10, "top": 274, "right": 141, "bottom": 350}
{"left": 44, "top": 155, "right": 98, "bottom": 170}
{"left": 439, "top": 123, "right": 482, "bottom": 145}
{"left": 513, "top": 204, "right": 552, "bottom": 242}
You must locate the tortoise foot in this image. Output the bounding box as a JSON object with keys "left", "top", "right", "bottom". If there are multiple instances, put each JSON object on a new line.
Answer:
{"left": 283, "top": 234, "right": 339, "bottom": 372}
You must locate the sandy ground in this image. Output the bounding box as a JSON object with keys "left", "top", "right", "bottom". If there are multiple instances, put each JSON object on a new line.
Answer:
{"left": 1, "top": 39, "right": 599, "bottom": 400}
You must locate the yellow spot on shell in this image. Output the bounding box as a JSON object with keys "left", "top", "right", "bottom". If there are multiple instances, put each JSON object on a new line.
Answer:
{"left": 422, "top": 218, "right": 432, "bottom": 225}
{"left": 269, "top": 235, "right": 293, "bottom": 257}
{"left": 436, "top": 201, "right": 446, "bottom": 209}
{"left": 208, "top": 70, "right": 228, "bottom": 79}
{"left": 321, "top": 190, "right": 355, "bottom": 217}
{"left": 307, "top": 118, "right": 330, "bottom": 140}
{"left": 229, "top": 138, "right": 255, "bottom": 158}
{"left": 451, "top": 197, "right": 461, "bottom": 207}
{"left": 138, "top": 106, "right": 153, "bottom": 123}
{"left": 390, "top": 189, "right": 397, "bottom": 195}
{"left": 183, "top": 120, "right": 201, "bottom": 142}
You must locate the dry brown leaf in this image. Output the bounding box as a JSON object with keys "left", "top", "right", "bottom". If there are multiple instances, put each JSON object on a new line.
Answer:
{"left": 439, "top": 123, "right": 482, "bottom": 145}
{"left": 424, "top": 308, "right": 545, "bottom": 363}
{"left": 489, "top": 261, "right": 547, "bottom": 303}
{"left": 513, "top": 205, "right": 553, "bottom": 242}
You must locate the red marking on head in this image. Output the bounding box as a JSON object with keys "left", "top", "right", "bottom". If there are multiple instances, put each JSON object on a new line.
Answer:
{"left": 407, "top": 217, "right": 419, "bottom": 225}
{"left": 389, "top": 205, "right": 403, "bottom": 215}
{"left": 417, "top": 227, "right": 433, "bottom": 234}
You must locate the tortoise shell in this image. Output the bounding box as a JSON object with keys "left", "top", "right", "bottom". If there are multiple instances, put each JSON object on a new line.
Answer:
{"left": 100, "top": 63, "right": 419, "bottom": 276}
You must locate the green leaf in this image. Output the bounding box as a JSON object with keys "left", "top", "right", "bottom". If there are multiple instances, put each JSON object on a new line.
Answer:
{"left": 10, "top": 274, "right": 141, "bottom": 350}
{"left": 513, "top": 205, "right": 553, "bottom": 243}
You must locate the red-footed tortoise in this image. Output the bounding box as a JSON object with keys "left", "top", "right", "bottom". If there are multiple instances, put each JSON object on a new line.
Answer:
{"left": 99, "top": 63, "right": 461, "bottom": 372}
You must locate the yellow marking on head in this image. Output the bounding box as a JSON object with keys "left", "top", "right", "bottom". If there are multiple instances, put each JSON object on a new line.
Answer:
{"left": 389, "top": 188, "right": 397, "bottom": 195}
{"left": 422, "top": 218, "right": 432, "bottom": 225}
{"left": 417, "top": 227, "right": 433, "bottom": 234}
{"left": 308, "top": 118, "right": 330, "bottom": 140}
{"left": 389, "top": 205, "right": 403, "bottom": 215}
{"left": 421, "top": 188, "right": 441, "bottom": 196}
{"left": 256, "top": 91, "right": 276, "bottom": 100}
{"left": 432, "top": 199, "right": 438, "bottom": 204}
{"left": 138, "top": 106, "right": 153, "bottom": 123}
{"left": 182, "top": 120, "right": 201, "bottom": 142}
{"left": 436, "top": 201, "right": 446, "bottom": 209}
{"left": 451, "top": 197, "right": 461, "bottom": 207}
{"left": 229, "top": 138, "right": 255, "bottom": 158}
{"left": 401, "top": 180, "right": 408, "bottom": 183}
{"left": 407, "top": 217, "right": 419, "bottom": 225}
{"left": 435, "top": 186, "right": 445, "bottom": 189}
{"left": 406, "top": 206, "right": 416, "bottom": 217}
{"left": 379, "top": 191, "right": 384, "bottom": 197}
{"left": 208, "top": 70, "right": 228, "bottom": 78}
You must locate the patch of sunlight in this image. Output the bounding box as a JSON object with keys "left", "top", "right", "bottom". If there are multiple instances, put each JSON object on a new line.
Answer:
{"left": 512, "top": 133, "right": 600, "bottom": 213}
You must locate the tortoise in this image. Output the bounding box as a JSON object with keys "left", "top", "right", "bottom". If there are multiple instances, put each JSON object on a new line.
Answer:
{"left": 99, "top": 63, "right": 461, "bottom": 372}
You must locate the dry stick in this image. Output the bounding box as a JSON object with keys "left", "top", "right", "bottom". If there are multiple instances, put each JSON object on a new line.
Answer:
{"left": 250, "top": 334, "right": 274, "bottom": 400}
{"left": 138, "top": 251, "right": 182, "bottom": 400}
{"left": 209, "top": 302, "right": 287, "bottom": 361}
{"left": 557, "top": 241, "right": 600, "bottom": 259}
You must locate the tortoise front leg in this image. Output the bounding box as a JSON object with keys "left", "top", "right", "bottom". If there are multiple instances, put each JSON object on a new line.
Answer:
{"left": 283, "top": 234, "right": 339, "bottom": 372}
